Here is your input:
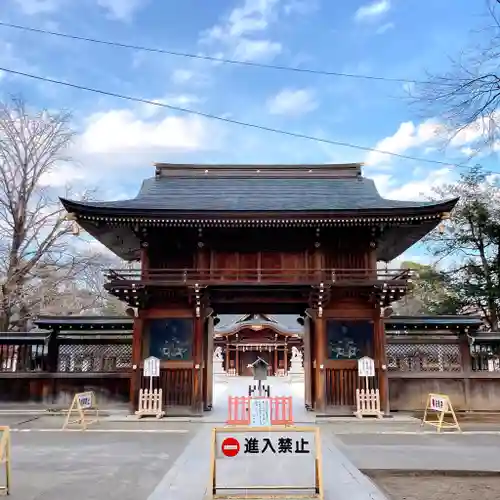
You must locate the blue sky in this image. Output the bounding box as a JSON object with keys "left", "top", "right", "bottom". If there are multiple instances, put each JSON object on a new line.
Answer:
{"left": 0, "top": 0, "right": 496, "bottom": 265}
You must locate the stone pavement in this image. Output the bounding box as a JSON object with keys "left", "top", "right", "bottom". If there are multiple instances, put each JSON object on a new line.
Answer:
{"left": 4, "top": 376, "right": 500, "bottom": 499}
{"left": 8, "top": 423, "right": 196, "bottom": 500}
{"left": 333, "top": 432, "right": 500, "bottom": 472}
{"left": 146, "top": 423, "right": 388, "bottom": 500}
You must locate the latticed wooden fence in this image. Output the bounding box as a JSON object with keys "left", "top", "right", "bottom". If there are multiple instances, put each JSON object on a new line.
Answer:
{"left": 58, "top": 343, "right": 132, "bottom": 372}
{"left": 0, "top": 330, "right": 132, "bottom": 403}
{"left": 386, "top": 341, "right": 462, "bottom": 372}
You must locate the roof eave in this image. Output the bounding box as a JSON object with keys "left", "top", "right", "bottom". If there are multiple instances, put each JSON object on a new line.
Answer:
{"left": 60, "top": 198, "right": 459, "bottom": 220}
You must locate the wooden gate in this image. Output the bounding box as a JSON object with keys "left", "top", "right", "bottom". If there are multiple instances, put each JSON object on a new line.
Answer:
{"left": 140, "top": 368, "right": 193, "bottom": 407}
{"left": 326, "top": 363, "right": 379, "bottom": 407}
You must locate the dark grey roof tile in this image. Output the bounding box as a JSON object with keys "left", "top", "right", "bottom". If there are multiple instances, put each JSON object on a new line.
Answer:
{"left": 64, "top": 176, "right": 454, "bottom": 212}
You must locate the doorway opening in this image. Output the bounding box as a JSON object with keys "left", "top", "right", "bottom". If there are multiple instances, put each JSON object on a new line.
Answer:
{"left": 207, "top": 313, "right": 307, "bottom": 420}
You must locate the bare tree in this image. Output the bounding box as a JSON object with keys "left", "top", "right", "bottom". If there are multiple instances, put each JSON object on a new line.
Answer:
{"left": 16, "top": 251, "right": 127, "bottom": 318}
{"left": 0, "top": 96, "right": 91, "bottom": 330}
{"left": 412, "top": 1, "right": 500, "bottom": 153}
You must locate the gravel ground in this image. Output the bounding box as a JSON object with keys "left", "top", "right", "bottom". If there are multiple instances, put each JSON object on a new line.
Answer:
{"left": 368, "top": 472, "right": 500, "bottom": 500}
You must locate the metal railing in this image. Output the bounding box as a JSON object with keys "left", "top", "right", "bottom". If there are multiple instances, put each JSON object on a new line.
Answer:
{"left": 106, "top": 268, "right": 412, "bottom": 285}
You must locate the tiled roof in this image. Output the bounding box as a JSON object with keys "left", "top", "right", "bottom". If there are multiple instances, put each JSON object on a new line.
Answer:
{"left": 60, "top": 164, "right": 458, "bottom": 214}
{"left": 215, "top": 314, "right": 302, "bottom": 335}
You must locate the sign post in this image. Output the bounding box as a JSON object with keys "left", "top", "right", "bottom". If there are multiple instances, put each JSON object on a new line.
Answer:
{"left": 143, "top": 356, "right": 160, "bottom": 392}
{"left": 211, "top": 426, "right": 324, "bottom": 499}
{"left": 354, "top": 356, "right": 383, "bottom": 419}
{"left": 136, "top": 356, "right": 164, "bottom": 419}
{"left": 249, "top": 398, "right": 271, "bottom": 427}
{"left": 62, "top": 391, "right": 99, "bottom": 430}
{"left": 0, "top": 427, "right": 11, "bottom": 495}
{"left": 421, "top": 393, "right": 460, "bottom": 432}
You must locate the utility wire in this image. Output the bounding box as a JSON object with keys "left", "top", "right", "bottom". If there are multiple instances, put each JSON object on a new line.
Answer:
{"left": 0, "top": 20, "right": 450, "bottom": 86}
{"left": 0, "top": 65, "right": 471, "bottom": 169}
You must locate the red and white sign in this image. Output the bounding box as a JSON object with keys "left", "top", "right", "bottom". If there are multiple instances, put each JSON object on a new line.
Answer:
{"left": 429, "top": 394, "right": 448, "bottom": 412}
{"left": 221, "top": 437, "right": 240, "bottom": 457}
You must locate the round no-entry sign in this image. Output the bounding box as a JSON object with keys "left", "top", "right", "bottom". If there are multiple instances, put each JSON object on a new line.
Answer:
{"left": 221, "top": 437, "right": 240, "bottom": 457}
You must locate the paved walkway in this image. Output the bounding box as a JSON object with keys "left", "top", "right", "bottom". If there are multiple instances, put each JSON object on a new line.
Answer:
{"left": 147, "top": 378, "right": 386, "bottom": 499}
{"left": 146, "top": 424, "right": 388, "bottom": 500}
{"left": 334, "top": 432, "right": 500, "bottom": 472}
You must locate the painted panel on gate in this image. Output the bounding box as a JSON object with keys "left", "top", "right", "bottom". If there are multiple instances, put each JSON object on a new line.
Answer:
{"left": 326, "top": 320, "right": 373, "bottom": 360}
{"left": 148, "top": 319, "right": 193, "bottom": 361}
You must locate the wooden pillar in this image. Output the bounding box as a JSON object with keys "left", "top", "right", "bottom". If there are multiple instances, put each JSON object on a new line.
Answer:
{"left": 274, "top": 348, "right": 278, "bottom": 375}
{"left": 303, "top": 316, "right": 312, "bottom": 410}
{"left": 205, "top": 316, "right": 214, "bottom": 410}
{"left": 140, "top": 245, "right": 149, "bottom": 279}
{"left": 192, "top": 316, "right": 204, "bottom": 414}
{"left": 130, "top": 317, "right": 143, "bottom": 413}
{"left": 374, "top": 313, "right": 389, "bottom": 414}
{"left": 225, "top": 340, "right": 229, "bottom": 371}
{"left": 459, "top": 328, "right": 473, "bottom": 411}
{"left": 235, "top": 346, "right": 239, "bottom": 375}
{"left": 130, "top": 245, "right": 149, "bottom": 413}
{"left": 314, "top": 316, "right": 327, "bottom": 412}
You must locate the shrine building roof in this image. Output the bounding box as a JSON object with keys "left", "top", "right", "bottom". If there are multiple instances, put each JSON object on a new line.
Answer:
{"left": 214, "top": 313, "right": 303, "bottom": 337}
{"left": 62, "top": 163, "right": 456, "bottom": 214}
{"left": 60, "top": 163, "right": 458, "bottom": 261}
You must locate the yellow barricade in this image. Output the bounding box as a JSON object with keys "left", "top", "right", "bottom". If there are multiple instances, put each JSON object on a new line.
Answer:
{"left": 421, "top": 393, "right": 461, "bottom": 433}
{"left": 0, "top": 427, "right": 11, "bottom": 495}
{"left": 62, "top": 391, "right": 99, "bottom": 431}
{"left": 210, "top": 425, "right": 324, "bottom": 499}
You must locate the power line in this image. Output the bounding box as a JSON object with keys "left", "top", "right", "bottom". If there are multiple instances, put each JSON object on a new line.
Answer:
{"left": 0, "top": 65, "right": 472, "bottom": 169}
{"left": 0, "top": 20, "right": 448, "bottom": 86}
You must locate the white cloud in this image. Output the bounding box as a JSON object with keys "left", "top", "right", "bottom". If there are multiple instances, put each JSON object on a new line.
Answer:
{"left": 171, "top": 69, "right": 196, "bottom": 85}
{"left": 233, "top": 40, "right": 282, "bottom": 62}
{"left": 449, "top": 119, "right": 490, "bottom": 147}
{"left": 0, "top": 42, "right": 38, "bottom": 82}
{"left": 135, "top": 94, "right": 203, "bottom": 120}
{"left": 376, "top": 22, "right": 394, "bottom": 34}
{"left": 78, "top": 108, "right": 212, "bottom": 155}
{"left": 385, "top": 251, "right": 432, "bottom": 269}
{"left": 365, "top": 112, "right": 500, "bottom": 170}
{"left": 267, "top": 88, "right": 318, "bottom": 116}
{"left": 201, "top": 0, "right": 282, "bottom": 62}
{"left": 372, "top": 167, "right": 454, "bottom": 201}
{"left": 365, "top": 120, "right": 441, "bottom": 168}
{"left": 283, "top": 0, "right": 319, "bottom": 15}
{"left": 354, "top": 0, "right": 390, "bottom": 22}
{"left": 13, "top": 0, "right": 59, "bottom": 14}
{"left": 39, "top": 162, "right": 86, "bottom": 188}
{"left": 46, "top": 105, "right": 223, "bottom": 185}
{"left": 96, "top": 0, "right": 147, "bottom": 21}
